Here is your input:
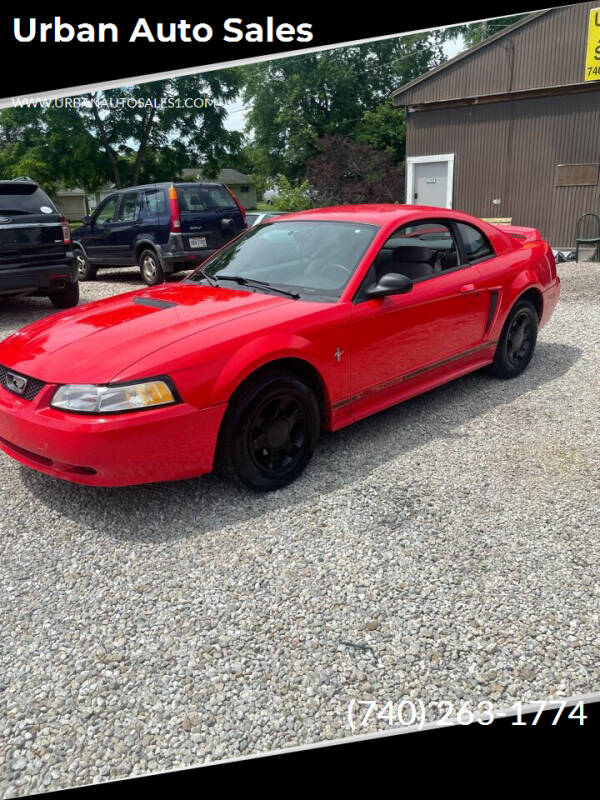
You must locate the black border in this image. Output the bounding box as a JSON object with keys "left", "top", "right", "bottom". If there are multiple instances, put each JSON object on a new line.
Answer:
{"left": 1, "top": 4, "right": 567, "bottom": 99}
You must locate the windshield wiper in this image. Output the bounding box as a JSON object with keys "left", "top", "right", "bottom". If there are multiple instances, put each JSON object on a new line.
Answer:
{"left": 195, "top": 266, "right": 218, "bottom": 286}
{"left": 215, "top": 274, "right": 300, "bottom": 299}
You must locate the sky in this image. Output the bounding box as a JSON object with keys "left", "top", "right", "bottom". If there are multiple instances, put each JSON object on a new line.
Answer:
{"left": 222, "top": 34, "right": 466, "bottom": 133}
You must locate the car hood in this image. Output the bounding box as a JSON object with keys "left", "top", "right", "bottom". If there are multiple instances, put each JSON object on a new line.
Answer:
{"left": 0, "top": 283, "right": 293, "bottom": 384}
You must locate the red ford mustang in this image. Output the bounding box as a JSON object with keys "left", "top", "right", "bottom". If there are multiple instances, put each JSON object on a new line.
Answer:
{"left": 0, "top": 205, "right": 560, "bottom": 491}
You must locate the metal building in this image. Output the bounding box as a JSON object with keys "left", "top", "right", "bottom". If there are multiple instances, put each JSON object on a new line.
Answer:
{"left": 392, "top": 2, "right": 600, "bottom": 247}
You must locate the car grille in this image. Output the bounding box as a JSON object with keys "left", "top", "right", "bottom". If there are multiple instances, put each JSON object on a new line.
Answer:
{"left": 0, "top": 364, "right": 45, "bottom": 401}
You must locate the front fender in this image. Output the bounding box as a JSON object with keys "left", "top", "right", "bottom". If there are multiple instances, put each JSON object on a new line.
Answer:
{"left": 210, "top": 332, "right": 323, "bottom": 405}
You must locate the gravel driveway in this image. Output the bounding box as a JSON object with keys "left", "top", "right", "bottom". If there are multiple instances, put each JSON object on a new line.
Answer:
{"left": 1, "top": 264, "right": 598, "bottom": 795}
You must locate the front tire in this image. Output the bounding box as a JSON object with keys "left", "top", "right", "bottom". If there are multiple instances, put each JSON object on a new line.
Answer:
{"left": 49, "top": 281, "right": 80, "bottom": 309}
{"left": 139, "top": 249, "right": 165, "bottom": 286}
{"left": 216, "top": 369, "right": 320, "bottom": 491}
{"left": 489, "top": 299, "right": 538, "bottom": 379}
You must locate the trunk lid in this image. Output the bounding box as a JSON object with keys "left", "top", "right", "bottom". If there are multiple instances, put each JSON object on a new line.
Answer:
{"left": 494, "top": 224, "right": 542, "bottom": 244}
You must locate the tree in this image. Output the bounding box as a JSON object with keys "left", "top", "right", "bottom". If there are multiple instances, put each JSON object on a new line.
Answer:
{"left": 271, "top": 176, "right": 312, "bottom": 211}
{"left": 306, "top": 135, "right": 405, "bottom": 206}
{"left": 227, "top": 142, "right": 272, "bottom": 201}
{"left": 355, "top": 100, "right": 406, "bottom": 165}
{"left": 82, "top": 71, "right": 244, "bottom": 187}
{"left": 452, "top": 14, "right": 529, "bottom": 48}
{"left": 241, "top": 32, "right": 452, "bottom": 181}
{"left": 0, "top": 70, "right": 246, "bottom": 193}
{"left": 0, "top": 106, "right": 109, "bottom": 194}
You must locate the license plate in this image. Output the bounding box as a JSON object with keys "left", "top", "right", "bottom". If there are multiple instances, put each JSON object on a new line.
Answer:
{"left": 189, "top": 236, "right": 207, "bottom": 249}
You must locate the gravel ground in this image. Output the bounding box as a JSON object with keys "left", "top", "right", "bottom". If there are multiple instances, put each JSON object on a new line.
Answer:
{"left": 1, "top": 264, "right": 599, "bottom": 795}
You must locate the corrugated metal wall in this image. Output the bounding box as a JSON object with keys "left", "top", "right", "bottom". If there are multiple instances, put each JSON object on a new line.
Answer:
{"left": 395, "top": 3, "right": 599, "bottom": 105}
{"left": 408, "top": 91, "right": 600, "bottom": 246}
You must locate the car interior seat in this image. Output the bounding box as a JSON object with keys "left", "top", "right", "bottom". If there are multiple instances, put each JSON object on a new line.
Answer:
{"left": 185, "top": 191, "right": 210, "bottom": 211}
{"left": 389, "top": 246, "right": 438, "bottom": 280}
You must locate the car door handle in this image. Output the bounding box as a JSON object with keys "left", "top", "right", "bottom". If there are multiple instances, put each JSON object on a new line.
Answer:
{"left": 460, "top": 283, "right": 477, "bottom": 293}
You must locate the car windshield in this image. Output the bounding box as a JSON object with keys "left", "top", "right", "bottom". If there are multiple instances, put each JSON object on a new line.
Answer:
{"left": 186, "top": 220, "right": 378, "bottom": 300}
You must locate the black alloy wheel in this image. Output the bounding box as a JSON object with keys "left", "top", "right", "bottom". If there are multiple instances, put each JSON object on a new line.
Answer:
{"left": 247, "top": 392, "right": 307, "bottom": 477}
{"left": 216, "top": 369, "right": 320, "bottom": 491}
{"left": 506, "top": 309, "right": 534, "bottom": 369}
{"left": 489, "top": 299, "right": 538, "bottom": 379}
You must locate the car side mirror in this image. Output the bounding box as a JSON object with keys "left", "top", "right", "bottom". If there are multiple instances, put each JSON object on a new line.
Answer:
{"left": 82, "top": 215, "right": 92, "bottom": 225}
{"left": 366, "top": 272, "right": 413, "bottom": 299}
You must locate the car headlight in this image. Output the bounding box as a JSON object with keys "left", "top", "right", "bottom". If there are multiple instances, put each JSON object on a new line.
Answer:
{"left": 51, "top": 379, "right": 176, "bottom": 414}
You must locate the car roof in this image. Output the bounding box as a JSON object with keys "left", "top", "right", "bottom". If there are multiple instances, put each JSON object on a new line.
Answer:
{"left": 273, "top": 204, "right": 520, "bottom": 254}
{"left": 275, "top": 204, "right": 479, "bottom": 224}
{"left": 108, "top": 181, "right": 224, "bottom": 194}
{"left": 0, "top": 179, "right": 40, "bottom": 188}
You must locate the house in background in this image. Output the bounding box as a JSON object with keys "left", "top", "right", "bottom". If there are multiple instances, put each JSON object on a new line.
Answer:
{"left": 392, "top": 2, "right": 600, "bottom": 248}
{"left": 52, "top": 188, "right": 87, "bottom": 220}
{"left": 181, "top": 168, "right": 257, "bottom": 209}
{"left": 53, "top": 187, "right": 113, "bottom": 221}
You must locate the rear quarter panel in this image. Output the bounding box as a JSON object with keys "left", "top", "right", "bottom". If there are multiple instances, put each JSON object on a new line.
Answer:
{"left": 476, "top": 239, "right": 553, "bottom": 340}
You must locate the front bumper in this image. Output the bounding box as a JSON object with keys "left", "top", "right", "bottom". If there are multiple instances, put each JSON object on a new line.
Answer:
{"left": 0, "top": 380, "right": 227, "bottom": 486}
{"left": 0, "top": 259, "right": 77, "bottom": 295}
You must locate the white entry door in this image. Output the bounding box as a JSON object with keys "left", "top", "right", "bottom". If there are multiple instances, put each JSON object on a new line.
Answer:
{"left": 407, "top": 154, "right": 454, "bottom": 208}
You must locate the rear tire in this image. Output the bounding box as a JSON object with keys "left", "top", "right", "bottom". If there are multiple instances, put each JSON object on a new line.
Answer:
{"left": 489, "top": 299, "right": 538, "bottom": 379}
{"left": 139, "top": 249, "right": 165, "bottom": 286}
{"left": 74, "top": 249, "right": 96, "bottom": 281}
{"left": 216, "top": 369, "right": 320, "bottom": 492}
{"left": 49, "top": 281, "right": 79, "bottom": 309}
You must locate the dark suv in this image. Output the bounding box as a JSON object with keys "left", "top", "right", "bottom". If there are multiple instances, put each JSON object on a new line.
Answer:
{"left": 0, "top": 178, "right": 78, "bottom": 308}
{"left": 72, "top": 182, "right": 247, "bottom": 285}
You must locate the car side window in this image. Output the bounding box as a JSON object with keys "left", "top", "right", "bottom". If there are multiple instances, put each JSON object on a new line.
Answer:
{"left": 117, "top": 192, "right": 140, "bottom": 222}
{"left": 456, "top": 222, "right": 494, "bottom": 262}
{"left": 94, "top": 196, "right": 118, "bottom": 224}
{"left": 358, "top": 221, "right": 461, "bottom": 301}
{"left": 142, "top": 188, "right": 166, "bottom": 217}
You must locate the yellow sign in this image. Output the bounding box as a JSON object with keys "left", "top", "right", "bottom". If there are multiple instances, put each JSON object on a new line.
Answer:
{"left": 585, "top": 7, "right": 600, "bottom": 80}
